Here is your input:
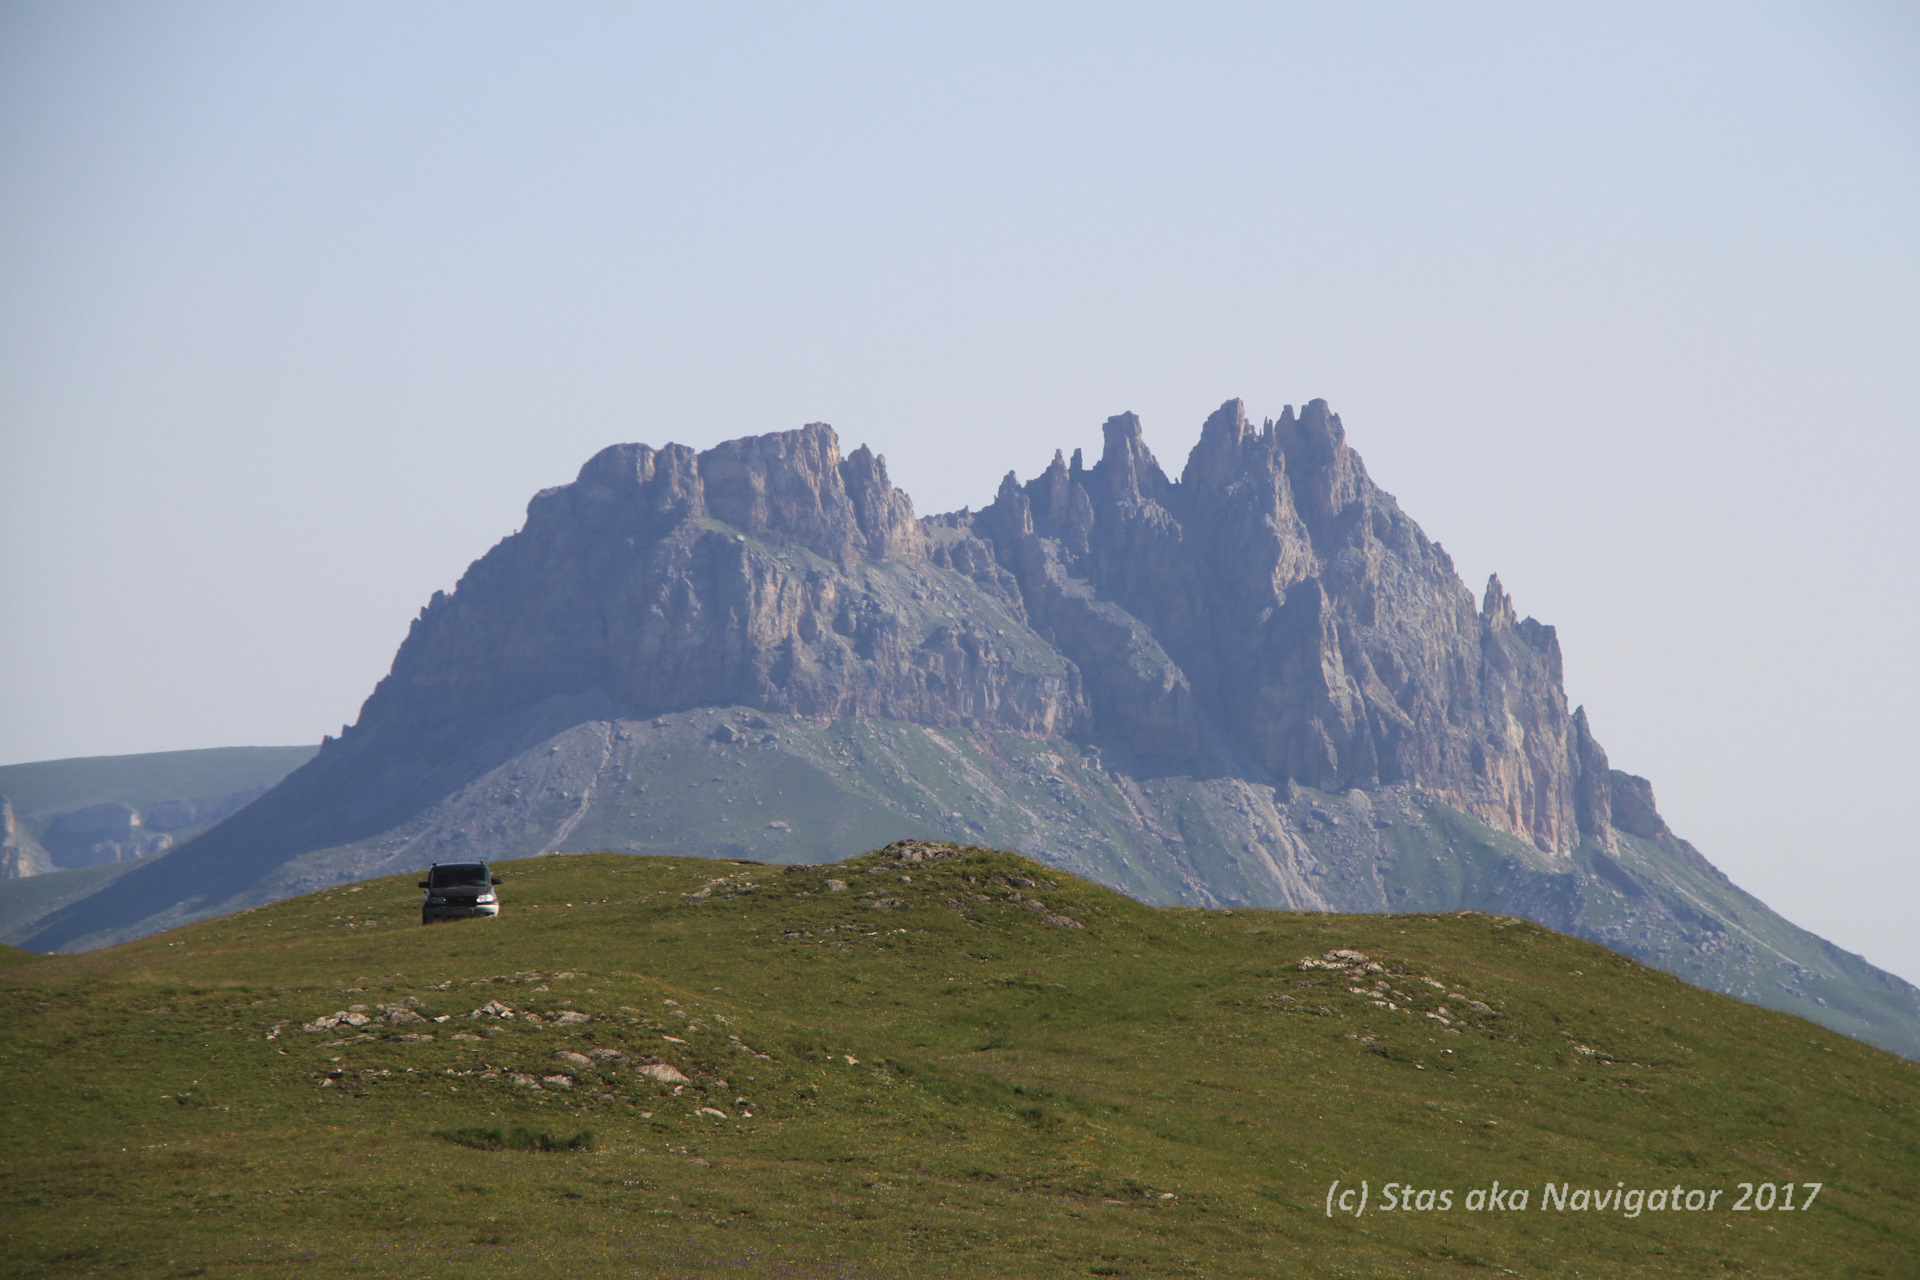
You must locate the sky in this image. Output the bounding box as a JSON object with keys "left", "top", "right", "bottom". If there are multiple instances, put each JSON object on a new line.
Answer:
{"left": 2, "top": 3, "right": 1915, "bottom": 981}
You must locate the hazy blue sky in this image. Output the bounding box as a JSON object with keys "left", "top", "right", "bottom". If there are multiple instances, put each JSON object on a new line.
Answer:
{"left": 3, "top": 4, "right": 1916, "bottom": 980}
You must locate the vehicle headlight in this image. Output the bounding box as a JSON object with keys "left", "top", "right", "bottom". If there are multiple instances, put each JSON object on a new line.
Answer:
{"left": 426, "top": 896, "right": 448, "bottom": 905}
{"left": 477, "top": 893, "right": 496, "bottom": 904}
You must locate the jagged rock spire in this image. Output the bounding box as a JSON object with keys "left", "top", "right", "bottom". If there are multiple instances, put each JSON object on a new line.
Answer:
{"left": 1482, "top": 574, "right": 1518, "bottom": 629}
{"left": 975, "top": 402, "right": 1599, "bottom": 854}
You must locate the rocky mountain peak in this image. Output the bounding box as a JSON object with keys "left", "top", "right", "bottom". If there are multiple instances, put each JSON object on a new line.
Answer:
{"left": 963, "top": 405, "right": 1613, "bottom": 854}
{"left": 1181, "top": 398, "right": 1257, "bottom": 492}
{"left": 88, "top": 402, "right": 1624, "bottom": 925}
{"left": 1092, "top": 412, "right": 1172, "bottom": 506}
{"left": 1482, "top": 574, "right": 1519, "bottom": 629}
{"left": 530, "top": 424, "right": 924, "bottom": 567}
{"left": 380, "top": 403, "right": 1622, "bottom": 859}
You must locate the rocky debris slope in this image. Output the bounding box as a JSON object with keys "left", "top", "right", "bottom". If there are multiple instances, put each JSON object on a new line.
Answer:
{"left": 287, "top": 967, "right": 772, "bottom": 1116}
{"left": 22, "top": 403, "right": 1917, "bottom": 1060}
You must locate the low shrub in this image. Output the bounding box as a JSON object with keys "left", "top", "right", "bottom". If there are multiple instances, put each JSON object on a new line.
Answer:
{"left": 433, "top": 1126, "right": 592, "bottom": 1152}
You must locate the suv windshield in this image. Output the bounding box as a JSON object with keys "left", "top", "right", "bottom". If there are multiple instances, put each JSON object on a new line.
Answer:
{"left": 427, "top": 864, "right": 490, "bottom": 889}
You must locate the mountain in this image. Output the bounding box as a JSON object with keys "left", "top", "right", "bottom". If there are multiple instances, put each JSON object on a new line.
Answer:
{"left": 0, "top": 745, "right": 318, "bottom": 822}
{"left": 4, "top": 847, "right": 1916, "bottom": 1277}
{"left": 0, "top": 745, "right": 320, "bottom": 944}
{"left": 0, "top": 744, "right": 318, "bottom": 880}
{"left": 20, "top": 402, "right": 1919, "bottom": 1059}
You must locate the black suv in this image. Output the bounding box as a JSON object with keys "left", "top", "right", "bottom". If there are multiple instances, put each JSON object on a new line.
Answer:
{"left": 419, "top": 862, "right": 502, "bottom": 924}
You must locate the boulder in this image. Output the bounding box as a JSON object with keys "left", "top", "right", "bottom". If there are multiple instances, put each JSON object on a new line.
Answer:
{"left": 636, "top": 1060, "right": 691, "bottom": 1085}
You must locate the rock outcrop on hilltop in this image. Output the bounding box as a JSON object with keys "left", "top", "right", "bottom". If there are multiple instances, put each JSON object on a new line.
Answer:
{"left": 22, "top": 401, "right": 1920, "bottom": 1062}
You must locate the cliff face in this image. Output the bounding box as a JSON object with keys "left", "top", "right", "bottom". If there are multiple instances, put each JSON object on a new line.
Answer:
{"left": 0, "top": 798, "right": 53, "bottom": 879}
{"left": 359, "top": 425, "right": 1078, "bottom": 740}
{"left": 969, "top": 399, "right": 1612, "bottom": 854}
{"left": 346, "top": 399, "right": 1609, "bottom": 856}
{"left": 25, "top": 402, "right": 1618, "bottom": 934}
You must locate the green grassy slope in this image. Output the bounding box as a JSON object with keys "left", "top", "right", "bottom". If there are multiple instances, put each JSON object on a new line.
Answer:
{"left": 0, "top": 744, "right": 317, "bottom": 818}
{"left": 44, "top": 715, "right": 1193, "bottom": 953}
{"left": 0, "top": 862, "right": 140, "bottom": 947}
{"left": 1281, "top": 786, "right": 1920, "bottom": 1061}
{"left": 2, "top": 847, "right": 1914, "bottom": 1278}
{"left": 563, "top": 716, "right": 1186, "bottom": 902}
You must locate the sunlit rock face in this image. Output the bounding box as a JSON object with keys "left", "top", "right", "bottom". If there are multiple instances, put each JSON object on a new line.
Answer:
{"left": 968, "top": 398, "right": 1612, "bottom": 855}
{"left": 342, "top": 400, "right": 1612, "bottom": 856}
{"left": 57, "top": 400, "right": 1624, "bottom": 916}
{"left": 360, "top": 423, "right": 1080, "bottom": 740}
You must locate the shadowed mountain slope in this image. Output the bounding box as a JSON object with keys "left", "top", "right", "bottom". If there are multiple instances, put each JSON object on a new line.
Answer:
{"left": 0, "top": 745, "right": 317, "bottom": 883}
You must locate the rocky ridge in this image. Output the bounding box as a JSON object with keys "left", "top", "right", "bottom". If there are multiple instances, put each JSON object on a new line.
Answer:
{"left": 326, "top": 400, "right": 1615, "bottom": 858}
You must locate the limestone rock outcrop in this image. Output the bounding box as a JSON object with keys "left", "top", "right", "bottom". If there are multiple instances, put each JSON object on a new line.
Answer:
{"left": 1609, "top": 770, "right": 1670, "bottom": 839}
{"left": 360, "top": 423, "right": 1078, "bottom": 740}
{"left": 24, "top": 403, "right": 1624, "bottom": 938}
{"left": 971, "top": 399, "right": 1612, "bottom": 853}
{"left": 38, "top": 802, "right": 171, "bottom": 868}
{"left": 0, "top": 796, "right": 53, "bottom": 879}
{"left": 335, "top": 400, "right": 1617, "bottom": 857}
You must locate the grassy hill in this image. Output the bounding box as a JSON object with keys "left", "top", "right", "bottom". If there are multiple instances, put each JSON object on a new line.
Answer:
{"left": 1, "top": 844, "right": 1915, "bottom": 1277}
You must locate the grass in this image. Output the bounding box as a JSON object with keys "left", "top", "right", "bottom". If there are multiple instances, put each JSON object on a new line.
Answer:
{"left": 0, "top": 844, "right": 1915, "bottom": 1277}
